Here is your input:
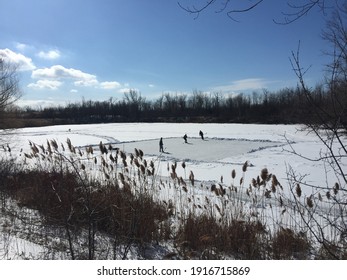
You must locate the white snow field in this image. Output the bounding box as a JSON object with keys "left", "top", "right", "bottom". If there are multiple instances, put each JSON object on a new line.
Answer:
{"left": 6, "top": 122, "right": 343, "bottom": 189}
{"left": 0, "top": 122, "right": 346, "bottom": 259}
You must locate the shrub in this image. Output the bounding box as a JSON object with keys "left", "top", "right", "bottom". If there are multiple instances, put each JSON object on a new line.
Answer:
{"left": 0, "top": 140, "right": 172, "bottom": 259}
{"left": 271, "top": 227, "right": 311, "bottom": 259}
{"left": 176, "top": 213, "right": 267, "bottom": 259}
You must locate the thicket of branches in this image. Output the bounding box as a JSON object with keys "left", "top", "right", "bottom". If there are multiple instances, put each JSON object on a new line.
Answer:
{"left": 178, "top": 0, "right": 330, "bottom": 23}
{"left": 282, "top": 2, "right": 347, "bottom": 259}
{"left": 16, "top": 84, "right": 343, "bottom": 126}
{"left": 0, "top": 58, "right": 21, "bottom": 129}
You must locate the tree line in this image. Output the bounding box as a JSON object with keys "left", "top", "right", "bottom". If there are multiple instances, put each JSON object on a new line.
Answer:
{"left": 15, "top": 83, "right": 346, "bottom": 127}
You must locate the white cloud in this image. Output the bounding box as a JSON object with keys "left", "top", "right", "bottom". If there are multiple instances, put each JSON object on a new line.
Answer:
{"left": 212, "top": 78, "right": 268, "bottom": 93}
{"left": 15, "top": 43, "right": 29, "bottom": 51}
{"left": 74, "top": 79, "right": 99, "bottom": 87}
{"left": 100, "top": 81, "right": 121, "bottom": 89}
{"left": 148, "top": 84, "right": 155, "bottom": 88}
{"left": 118, "top": 87, "right": 138, "bottom": 94}
{"left": 37, "top": 49, "right": 61, "bottom": 60}
{"left": 70, "top": 89, "right": 78, "bottom": 93}
{"left": 17, "top": 99, "right": 66, "bottom": 109}
{"left": 0, "top": 48, "right": 36, "bottom": 71}
{"left": 28, "top": 79, "right": 62, "bottom": 90}
{"left": 32, "top": 65, "right": 98, "bottom": 87}
{"left": 118, "top": 88, "right": 129, "bottom": 94}
{"left": 30, "top": 64, "right": 124, "bottom": 92}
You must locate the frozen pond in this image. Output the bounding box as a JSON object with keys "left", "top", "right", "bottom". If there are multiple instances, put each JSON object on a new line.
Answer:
{"left": 111, "top": 137, "right": 282, "bottom": 162}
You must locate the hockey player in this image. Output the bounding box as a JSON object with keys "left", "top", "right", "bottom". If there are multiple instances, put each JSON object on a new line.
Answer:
{"left": 199, "top": 130, "right": 204, "bottom": 140}
{"left": 183, "top": 134, "right": 188, "bottom": 143}
{"left": 159, "top": 137, "right": 164, "bottom": 152}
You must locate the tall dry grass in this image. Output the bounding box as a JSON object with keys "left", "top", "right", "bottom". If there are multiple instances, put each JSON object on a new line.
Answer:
{"left": 0, "top": 138, "right": 345, "bottom": 259}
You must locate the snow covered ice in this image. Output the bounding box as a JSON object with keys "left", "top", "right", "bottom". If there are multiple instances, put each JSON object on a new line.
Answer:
{"left": 6, "top": 122, "right": 340, "bottom": 189}
{"left": 0, "top": 122, "right": 346, "bottom": 259}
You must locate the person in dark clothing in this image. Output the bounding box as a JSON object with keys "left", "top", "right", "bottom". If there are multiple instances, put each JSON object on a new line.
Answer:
{"left": 183, "top": 134, "right": 188, "bottom": 143}
{"left": 199, "top": 130, "right": 204, "bottom": 140}
{"left": 159, "top": 137, "right": 164, "bottom": 152}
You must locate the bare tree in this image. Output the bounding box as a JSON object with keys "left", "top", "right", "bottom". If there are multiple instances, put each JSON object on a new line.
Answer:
{"left": 0, "top": 58, "right": 22, "bottom": 129}
{"left": 323, "top": 2, "right": 347, "bottom": 91}
{"left": 285, "top": 3, "right": 347, "bottom": 258}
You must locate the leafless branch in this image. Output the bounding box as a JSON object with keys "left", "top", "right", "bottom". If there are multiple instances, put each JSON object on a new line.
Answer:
{"left": 275, "top": 0, "right": 328, "bottom": 25}
{"left": 177, "top": 0, "right": 217, "bottom": 19}
{"left": 178, "top": 0, "right": 329, "bottom": 23}
{"left": 178, "top": 0, "right": 264, "bottom": 20}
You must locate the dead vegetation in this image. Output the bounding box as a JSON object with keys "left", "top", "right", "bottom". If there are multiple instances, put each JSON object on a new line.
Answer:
{"left": 0, "top": 139, "right": 345, "bottom": 259}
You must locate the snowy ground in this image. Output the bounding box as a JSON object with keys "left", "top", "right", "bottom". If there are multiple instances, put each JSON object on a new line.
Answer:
{"left": 1, "top": 122, "right": 346, "bottom": 259}
{"left": 4, "top": 122, "right": 342, "bottom": 191}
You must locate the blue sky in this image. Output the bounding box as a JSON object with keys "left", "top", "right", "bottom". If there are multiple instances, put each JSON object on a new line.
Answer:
{"left": 0, "top": 0, "right": 334, "bottom": 108}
